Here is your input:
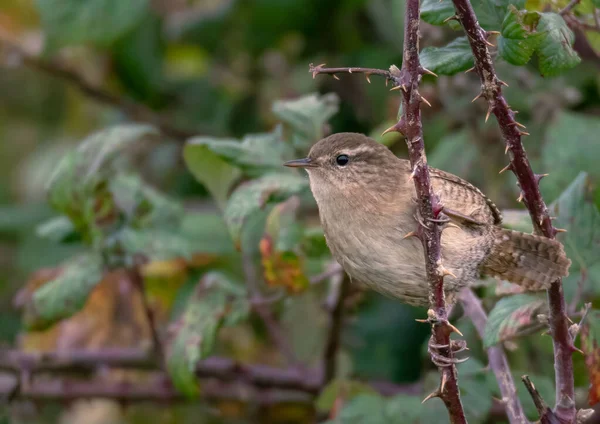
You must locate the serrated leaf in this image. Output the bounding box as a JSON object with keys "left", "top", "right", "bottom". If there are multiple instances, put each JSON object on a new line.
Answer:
{"left": 223, "top": 173, "right": 309, "bottom": 249}
{"left": 419, "top": 37, "right": 474, "bottom": 76}
{"left": 581, "top": 311, "right": 600, "bottom": 405}
{"left": 542, "top": 113, "right": 600, "bottom": 202}
{"left": 421, "top": 0, "right": 456, "bottom": 26}
{"left": 23, "top": 253, "right": 104, "bottom": 330}
{"left": 536, "top": 13, "right": 581, "bottom": 76}
{"left": 36, "top": 0, "right": 149, "bottom": 48}
{"left": 186, "top": 127, "right": 294, "bottom": 177}
{"left": 498, "top": 7, "right": 544, "bottom": 65}
{"left": 47, "top": 125, "right": 158, "bottom": 234}
{"left": 166, "top": 272, "right": 248, "bottom": 398}
{"left": 471, "top": 0, "right": 526, "bottom": 30}
{"left": 272, "top": 93, "right": 339, "bottom": 150}
{"left": 549, "top": 173, "right": 600, "bottom": 302}
{"left": 483, "top": 294, "right": 547, "bottom": 347}
{"left": 183, "top": 143, "right": 242, "bottom": 210}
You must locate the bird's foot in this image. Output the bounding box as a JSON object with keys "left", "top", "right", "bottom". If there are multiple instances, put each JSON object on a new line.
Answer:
{"left": 428, "top": 336, "right": 470, "bottom": 368}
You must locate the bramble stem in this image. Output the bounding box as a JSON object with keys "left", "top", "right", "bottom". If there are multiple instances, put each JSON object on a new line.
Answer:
{"left": 450, "top": 0, "right": 576, "bottom": 420}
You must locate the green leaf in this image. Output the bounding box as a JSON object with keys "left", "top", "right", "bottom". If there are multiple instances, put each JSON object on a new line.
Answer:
{"left": 498, "top": 7, "right": 544, "bottom": 65}
{"left": 542, "top": 112, "right": 600, "bottom": 202}
{"left": 23, "top": 253, "right": 104, "bottom": 330}
{"left": 180, "top": 213, "right": 236, "bottom": 257}
{"left": 300, "top": 227, "right": 329, "bottom": 258}
{"left": 36, "top": 216, "right": 77, "bottom": 243}
{"left": 483, "top": 294, "right": 547, "bottom": 347}
{"left": 183, "top": 143, "right": 242, "bottom": 210}
{"left": 272, "top": 93, "right": 339, "bottom": 150}
{"left": 48, "top": 125, "right": 159, "bottom": 228}
{"left": 166, "top": 272, "right": 248, "bottom": 398}
{"left": 186, "top": 127, "right": 294, "bottom": 177}
{"left": 457, "top": 359, "right": 493, "bottom": 422}
{"left": 223, "top": 173, "right": 309, "bottom": 249}
{"left": 471, "top": 0, "right": 526, "bottom": 31}
{"left": 549, "top": 173, "right": 600, "bottom": 301}
{"left": 419, "top": 37, "right": 474, "bottom": 76}
{"left": 119, "top": 228, "right": 199, "bottom": 262}
{"left": 536, "top": 13, "right": 581, "bottom": 76}
{"left": 324, "top": 392, "right": 423, "bottom": 424}
{"left": 429, "top": 130, "right": 477, "bottom": 179}
{"left": 36, "top": 0, "right": 149, "bottom": 48}
{"left": 421, "top": 0, "right": 456, "bottom": 26}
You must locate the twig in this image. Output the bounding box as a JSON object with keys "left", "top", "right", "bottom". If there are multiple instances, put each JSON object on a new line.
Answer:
{"left": 396, "top": 0, "right": 467, "bottom": 421}
{"left": 322, "top": 273, "right": 349, "bottom": 384}
{"left": 310, "top": 263, "right": 343, "bottom": 285}
{"left": 0, "top": 32, "right": 197, "bottom": 141}
{"left": 129, "top": 268, "right": 165, "bottom": 366}
{"left": 570, "top": 302, "right": 592, "bottom": 345}
{"left": 309, "top": 64, "right": 401, "bottom": 86}
{"left": 522, "top": 376, "right": 561, "bottom": 424}
{"left": 560, "top": 0, "right": 581, "bottom": 15}
{"left": 242, "top": 253, "right": 297, "bottom": 364}
{"left": 459, "top": 288, "right": 529, "bottom": 424}
{"left": 450, "top": 0, "right": 576, "bottom": 420}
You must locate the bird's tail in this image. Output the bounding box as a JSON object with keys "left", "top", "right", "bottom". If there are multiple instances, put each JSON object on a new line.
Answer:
{"left": 481, "top": 227, "right": 571, "bottom": 290}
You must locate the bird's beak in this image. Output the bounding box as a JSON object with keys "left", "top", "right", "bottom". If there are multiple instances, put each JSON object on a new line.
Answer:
{"left": 283, "top": 158, "right": 317, "bottom": 168}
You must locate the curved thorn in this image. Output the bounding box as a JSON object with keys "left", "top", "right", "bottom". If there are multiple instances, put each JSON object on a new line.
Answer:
{"left": 402, "top": 84, "right": 407, "bottom": 92}
{"left": 505, "top": 144, "right": 510, "bottom": 155}
{"left": 332, "top": 74, "right": 340, "bottom": 80}
{"left": 472, "top": 92, "right": 483, "bottom": 103}
{"left": 499, "top": 163, "right": 512, "bottom": 174}
{"left": 421, "top": 67, "right": 438, "bottom": 77}
{"left": 519, "top": 130, "right": 530, "bottom": 136}
{"left": 512, "top": 121, "right": 526, "bottom": 129}
{"left": 465, "top": 66, "right": 476, "bottom": 73}
{"left": 443, "top": 15, "right": 458, "bottom": 23}
{"left": 382, "top": 124, "right": 403, "bottom": 137}
{"left": 365, "top": 73, "right": 371, "bottom": 84}
{"left": 498, "top": 79, "right": 509, "bottom": 87}
{"left": 422, "top": 391, "right": 440, "bottom": 404}
{"left": 447, "top": 322, "right": 463, "bottom": 337}
{"left": 402, "top": 230, "right": 418, "bottom": 240}
{"left": 421, "top": 95, "right": 432, "bottom": 107}
{"left": 517, "top": 193, "right": 524, "bottom": 203}
{"left": 390, "top": 85, "right": 402, "bottom": 91}
{"left": 484, "top": 39, "right": 495, "bottom": 47}
{"left": 487, "top": 30, "right": 501, "bottom": 35}
{"left": 441, "top": 267, "right": 457, "bottom": 279}
{"left": 485, "top": 105, "right": 493, "bottom": 123}
{"left": 441, "top": 372, "right": 448, "bottom": 393}
{"left": 555, "top": 228, "right": 567, "bottom": 233}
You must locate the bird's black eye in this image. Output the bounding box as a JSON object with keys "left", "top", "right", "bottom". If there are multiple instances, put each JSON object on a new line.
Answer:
{"left": 336, "top": 154, "right": 349, "bottom": 166}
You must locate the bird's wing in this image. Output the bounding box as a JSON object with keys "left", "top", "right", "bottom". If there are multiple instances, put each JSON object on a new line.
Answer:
{"left": 429, "top": 168, "right": 502, "bottom": 226}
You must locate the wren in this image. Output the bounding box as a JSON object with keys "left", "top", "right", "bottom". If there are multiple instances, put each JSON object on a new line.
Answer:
{"left": 284, "top": 133, "right": 571, "bottom": 306}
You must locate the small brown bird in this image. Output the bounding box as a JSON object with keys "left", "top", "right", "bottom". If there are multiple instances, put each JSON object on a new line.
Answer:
{"left": 284, "top": 133, "right": 571, "bottom": 306}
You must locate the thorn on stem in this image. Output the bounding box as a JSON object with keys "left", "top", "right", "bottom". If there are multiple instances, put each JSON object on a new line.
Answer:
{"left": 486, "top": 30, "right": 501, "bottom": 36}
{"left": 519, "top": 130, "right": 531, "bottom": 136}
{"left": 535, "top": 173, "right": 549, "bottom": 184}
{"left": 472, "top": 92, "right": 483, "bottom": 103}
{"left": 465, "top": 66, "right": 476, "bottom": 73}
{"left": 402, "top": 230, "right": 418, "bottom": 240}
{"left": 390, "top": 85, "right": 402, "bottom": 92}
{"left": 485, "top": 105, "right": 493, "bottom": 123}
{"left": 517, "top": 192, "right": 524, "bottom": 203}
{"left": 554, "top": 228, "right": 567, "bottom": 234}
{"left": 421, "top": 66, "right": 438, "bottom": 77}
{"left": 421, "top": 95, "right": 432, "bottom": 107}
{"left": 441, "top": 372, "right": 448, "bottom": 393}
{"left": 498, "top": 79, "right": 509, "bottom": 87}
{"left": 332, "top": 74, "right": 340, "bottom": 80}
{"left": 381, "top": 123, "right": 403, "bottom": 137}
{"left": 365, "top": 73, "right": 371, "bottom": 84}
{"left": 484, "top": 39, "right": 495, "bottom": 47}
{"left": 441, "top": 266, "right": 457, "bottom": 279}
{"left": 447, "top": 322, "right": 464, "bottom": 337}
{"left": 443, "top": 15, "right": 458, "bottom": 23}
{"left": 505, "top": 144, "right": 510, "bottom": 155}
{"left": 510, "top": 121, "right": 526, "bottom": 129}
{"left": 499, "top": 163, "right": 512, "bottom": 174}
{"left": 422, "top": 391, "right": 440, "bottom": 404}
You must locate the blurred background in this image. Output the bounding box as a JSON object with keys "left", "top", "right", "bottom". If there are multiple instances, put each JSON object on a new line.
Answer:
{"left": 0, "top": 0, "right": 599, "bottom": 423}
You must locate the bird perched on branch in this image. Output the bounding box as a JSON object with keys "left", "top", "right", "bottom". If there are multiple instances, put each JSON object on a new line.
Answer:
{"left": 284, "top": 133, "right": 571, "bottom": 306}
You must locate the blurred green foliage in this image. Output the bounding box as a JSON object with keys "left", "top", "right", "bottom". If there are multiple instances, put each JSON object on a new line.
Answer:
{"left": 1, "top": 0, "right": 600, "bottom": 423}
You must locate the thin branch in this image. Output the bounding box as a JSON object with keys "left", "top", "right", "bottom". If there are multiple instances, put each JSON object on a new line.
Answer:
{"left": 560, "top": 0, "right": 581, "bottom": 15}
{"left": 459, "top": 288, "right": 529, "bottom": 424}
{"left": 310, "top": 263, "right": 343, "bottom": 285}
{"left": 0, "top": 31, "right": 197, "bottom": 141}
{"left": 396, "top": 0, "right": 467, "bottom": 421}
{"left": 450, "top": 0, "right": 576, "bottom": 420}
{"left": 309, "top": 64, "right": 401, "bottom": 86}
{"left": 129, "top": 268, "right": 165, "bottom": 366}
{"left": 522, "top": 376, "right": 562, "bottom": 424}
{"left": 322, "top": 273, "right": 350, "bottom": 384}
{"left": 242, "top": 253, "right": 297, "bottom": 365}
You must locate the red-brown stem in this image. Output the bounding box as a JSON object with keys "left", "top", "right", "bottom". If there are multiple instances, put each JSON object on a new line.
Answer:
{"left": 322, "top": 274, "right": 350, "bottom": 384}
{"left": 459, "top": 288, "right": 529, "bottom": 424}
{"left": 450, "top": 0, "right": 575, "bottom": 421}
{"left": 399, "top": 0, "right": 466, "bottom": 421}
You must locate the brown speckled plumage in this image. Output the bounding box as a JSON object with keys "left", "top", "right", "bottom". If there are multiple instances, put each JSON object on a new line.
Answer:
{"left": 290, "top": 133, "right": 571, "bottom": 306}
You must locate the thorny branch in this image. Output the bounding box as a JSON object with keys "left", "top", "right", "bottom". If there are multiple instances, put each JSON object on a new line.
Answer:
{"left": 449, "top": 0, "right": 577, "bottom": 420}
{"left": 309, "top": 1, "right": 468, "bottom": 421}
{"left": 459, "top": 288, "right": 528, "bottom": 424}
{"left": 0, "top": 30, "right": 197, "bottom": 141}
